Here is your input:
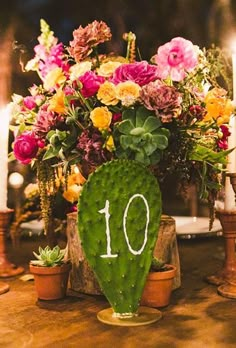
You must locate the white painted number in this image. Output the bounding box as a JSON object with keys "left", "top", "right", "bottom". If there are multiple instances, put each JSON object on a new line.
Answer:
{"left": 123, "top": 194, "right": 149, "bottom": 255}
{"left": 99, "top": 200, "right": 118, "bottom": 258}
{"left": 99, "top": 194, "right": 149, "bottom": 258}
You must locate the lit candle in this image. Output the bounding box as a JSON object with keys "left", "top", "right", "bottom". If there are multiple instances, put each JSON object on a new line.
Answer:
{"left": 224, "top": 51, "right": 236, "bottom": 211}
{"left": 0, "top": 106, "right": 10, "bottom": 211}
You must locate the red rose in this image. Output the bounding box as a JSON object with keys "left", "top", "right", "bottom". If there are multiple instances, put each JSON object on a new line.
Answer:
{"left": 13, "top": 132, "right": 39, "bottom": 164}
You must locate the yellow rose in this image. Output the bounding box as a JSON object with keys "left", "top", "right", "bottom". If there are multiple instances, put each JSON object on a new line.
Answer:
{"left": 97, "top": 81, "right": 119, "bottom": 106}
{"left": 116, "top": 81, "right": 141, "bottom": 106}
{"left": 48, "top": 89, "right": 66, "bottom": 114}
{"left": 90, "top": 106, "right": 112, "bottom": 130}
{"left": 43, "top": 67, "right": 66, "bottom": 90}
{"left": 69, "top": 61, "right": 92, "bottom": 81}
{"left": 105, "top": 135, "right": 115, "bottom": 152}
{"left": 97, "top": 61, "right": 122, "bottom": 77}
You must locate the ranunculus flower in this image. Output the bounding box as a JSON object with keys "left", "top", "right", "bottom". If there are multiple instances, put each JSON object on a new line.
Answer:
{"left": 13, "top": 132, "right": 39, "bottom": 164}
{"left": 97, "top": 81, "right": 119, "bottom": 105}
{"left": 90, "top": 106, "right": 112, "bottom": 130}
{"left": 79, "top": 71, "right": 105, "bottom": 98}
{"left": 111, "top": 61, "right": 158, "bottom": 86}
{"left": 153, "top": 37, "right": 199, "bottom": 81}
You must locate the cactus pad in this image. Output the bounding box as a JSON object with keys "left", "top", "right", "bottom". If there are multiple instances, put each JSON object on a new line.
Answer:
{"left": 78, "top": 159, "right": 162, "bottom": 315}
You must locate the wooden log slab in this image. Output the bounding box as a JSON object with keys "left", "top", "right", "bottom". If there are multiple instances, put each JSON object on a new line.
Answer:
{"left": 66, "top": 212, "right": 181, "bottom": 295}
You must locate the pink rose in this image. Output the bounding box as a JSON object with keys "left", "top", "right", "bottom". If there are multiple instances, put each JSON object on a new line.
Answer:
{"left": 111, "top": 61, "right": 159, "bottom": 86}
{"left": 153, "top": 37, "right": 199, "bottom": 81}
{"left": 13, "top": 132, "right": 39, "bottom": 164}
{"left": 79, "top": 71, "right": 105, "bottom": 98}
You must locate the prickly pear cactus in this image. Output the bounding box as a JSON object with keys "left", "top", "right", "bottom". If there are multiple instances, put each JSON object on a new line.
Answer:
{"left": 78, "top": 159, "right": 161, "bottom": 316}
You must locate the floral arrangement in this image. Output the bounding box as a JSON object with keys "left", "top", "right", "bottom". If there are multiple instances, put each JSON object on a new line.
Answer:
{"left": 10, "top": 19, "right": 234, "bottom": 232}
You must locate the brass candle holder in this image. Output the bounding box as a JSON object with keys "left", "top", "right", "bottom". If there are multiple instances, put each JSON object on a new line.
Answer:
{"left": 0, "top": 209, "right": 24, "bottom": 278}
{"left": 216, "top": 173, "right": 236, "bottom": 298}
{"left": 206, "top": 173, "right": 236, "bottom": 288}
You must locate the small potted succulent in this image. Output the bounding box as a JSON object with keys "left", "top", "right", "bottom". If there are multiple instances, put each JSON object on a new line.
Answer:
{"left": 141, "top": 257, "right": 176, "bottom": 308}
{"left": 29, "top": 245, "right": 71, "bottom": 300}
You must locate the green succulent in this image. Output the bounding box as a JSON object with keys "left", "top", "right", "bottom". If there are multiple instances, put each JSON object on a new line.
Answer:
{"left": 115, "top": 106, "right": 170, "bottom": 165}
{"left": 31, "top": 245, "right": 65, "bottom": 267}
{"left": 150, "top": 257, "right": 166, "bottom": 272}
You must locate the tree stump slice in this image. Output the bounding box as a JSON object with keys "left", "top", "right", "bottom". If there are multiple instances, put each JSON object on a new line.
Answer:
{"left": 66, "top": 213, "right": 181, "bottom": 295}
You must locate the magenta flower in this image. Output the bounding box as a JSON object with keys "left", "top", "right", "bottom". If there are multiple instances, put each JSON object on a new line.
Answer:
{"left": 217, "top": 125, "right": 231, "bottom": 149}
{"left": 13, "top": 132, "right": 39, "bottom": 164}
{"left": 79, "top": 71, "right": 105, "bottom": 98}
{"left": 111, "top": 61, "right": 159, "bottom": 86}
{"left": 153, "top": 37, "right": 199, "bottom": 81}
{"left": 23, "top": 96, "right": 37, "bottom": 110}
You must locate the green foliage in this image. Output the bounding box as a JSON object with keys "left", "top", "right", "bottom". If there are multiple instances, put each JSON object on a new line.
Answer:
{"left": 115, "top": 106, "right": 170, "bottom": 165}
{"left": 150, "top": 257, "right": 166, "bottom": 271}
{"left": 31, "top": 245, "right": 65, "bottom": 267}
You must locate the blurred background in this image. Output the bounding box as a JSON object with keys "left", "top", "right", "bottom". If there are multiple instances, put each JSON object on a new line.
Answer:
{"left": 2, "top": 0, "right": 236, "bottom": 222}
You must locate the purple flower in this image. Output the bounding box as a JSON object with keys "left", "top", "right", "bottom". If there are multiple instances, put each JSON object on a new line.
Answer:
{"left": 79, "top": 71, "right": 105, "bottom": 98}
{"left": 13, "top": 132, "right": 39, "bottom": 165}
{"left": 77, "top": 129, "right": 111, "bottom": 166}
{"left": 111, "top": 61, "right": 159, "bottom": 86}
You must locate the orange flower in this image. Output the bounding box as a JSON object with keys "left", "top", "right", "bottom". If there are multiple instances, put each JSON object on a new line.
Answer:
{"left": 63, "top": 184, "right": 83, "bottom": 203}
{"left": 90, "top": 106, "right": 112, "bottom": 130}
{"left": 204, "top": 87, "right": 233, "bottom": 125}
{"left": 48, "top": 89, "right": 66, "bottom": 114}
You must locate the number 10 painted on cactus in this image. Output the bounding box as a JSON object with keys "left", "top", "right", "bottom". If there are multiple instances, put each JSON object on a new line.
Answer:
{"left": 99, "top": 194, "right": 150, "bottom": 258}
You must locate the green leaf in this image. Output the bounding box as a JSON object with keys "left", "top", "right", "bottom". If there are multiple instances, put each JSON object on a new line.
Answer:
{"left": 135, "top": 149, "right": 150, "bottom": 164}
{"left": 117, "top": 119, "right": 135, "bottom": 135}
{"left": 43, "top": 146, "right": 60, "bottom": 160}
{"left": 189, "top": 144, "right": 234, "bottom": 165}
{"left": 130, "top": 127, "right": 145, "bottom": 136}
{"left": 143, "top": 116, "right": 161, "bottom": 132}
{"left": 122, "top": 109, "right": 136, "bottom": 126}
{"left": 120, "top": 135, "right": 134, "bottom": 149}
{"left": 152, "top": 134, "right": 169, "bottom": 150}
{"left": 135, "top": 107, "right": 151, "bottom": 127}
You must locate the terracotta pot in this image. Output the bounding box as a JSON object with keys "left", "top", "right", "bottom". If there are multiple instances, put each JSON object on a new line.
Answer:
{"left": 141, "top": 264, "right": 176, "bottom": 308}
{"left": 29, "top": 262, "right": 71, "bottom": 300}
